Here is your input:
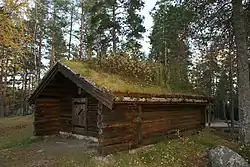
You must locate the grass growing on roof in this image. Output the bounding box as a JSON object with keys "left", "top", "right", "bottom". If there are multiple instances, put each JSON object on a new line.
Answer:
{"left": 62, "top": 60, "right": 171, "bottom": 94}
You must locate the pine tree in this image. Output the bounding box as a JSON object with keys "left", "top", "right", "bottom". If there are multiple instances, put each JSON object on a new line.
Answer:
{"left": 150, "top": 1, "right": 192, "bottom": 90}
{"left": 123, "top": 0, "right": 145, "bottom": 57}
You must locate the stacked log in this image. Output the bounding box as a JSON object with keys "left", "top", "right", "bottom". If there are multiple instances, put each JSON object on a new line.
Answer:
{"left": 98, "top": 103, "right": 206, "bottom": 156}
{"left": 34, "top": 99, "right": 61, "bottom": 136}
{"left": 87, "top": 96, "right": 98, "bottom": 137}
{"left": 59, "top": 98, "right": 72, "bottom": 132}
{"left": 140, "top": 104, "right": 204, "bottom": 146}
{"left": 98, "top": 104, "right": 137, "bottom": 155}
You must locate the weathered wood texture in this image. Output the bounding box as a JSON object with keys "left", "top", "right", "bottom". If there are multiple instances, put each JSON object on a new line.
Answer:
{"left": 34, "top": 99, "right": 62, "bottom": 136}
{"left": 87, "top": 95, "right": 98, "bottom": 136}
{"left": 33, "top": 71, "right": 206, "bottom": 155}
{"left": 34, "top": 72, "right": 98, "bottom": 137}
{"left": 98, "top": 103, "right": 206, "bottom": 155}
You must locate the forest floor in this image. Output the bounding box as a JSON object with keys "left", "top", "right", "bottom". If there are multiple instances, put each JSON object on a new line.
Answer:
{"left": 0, "top": 115, "right": 249, "bottom": 167}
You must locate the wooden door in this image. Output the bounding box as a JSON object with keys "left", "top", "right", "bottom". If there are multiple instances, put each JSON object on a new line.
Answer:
{"left": 72, "top": 98, "right": 87, "bottom": 134}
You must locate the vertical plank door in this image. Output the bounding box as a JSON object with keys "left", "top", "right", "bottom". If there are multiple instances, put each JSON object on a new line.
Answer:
{"left": 72, "top": 98, "right": 87, "bottom": 134}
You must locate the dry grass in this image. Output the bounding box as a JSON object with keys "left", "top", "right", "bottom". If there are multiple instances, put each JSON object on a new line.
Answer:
{"left": 0, "top": 115, "right": 37, "bottom": 149}
{"left": 62, "top": 60, "right": 171, "bottom": 95}
{"left": 1, "top": 115, "right": 247, "bottom": 167}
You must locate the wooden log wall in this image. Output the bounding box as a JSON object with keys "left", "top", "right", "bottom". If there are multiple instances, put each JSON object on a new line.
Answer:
{"left": 59, "top": 97, "right": 72, "bottom": 132}
{"left": 87, "top": 95, "right": 98, "bottom": 137}
{"left": 98, "top": 103, "right": 136, "bottom": 155}
{"left": 34, "top": 72, "right": 77, "bottom": 136}
{"left": 34, "top": 99, "right": 61, "bottom": 136}
{"left": 34, "top": 72, "right": 99, "bottom": 137}
{"left": 98, "top": 103, "right": 206, "bottom": 155}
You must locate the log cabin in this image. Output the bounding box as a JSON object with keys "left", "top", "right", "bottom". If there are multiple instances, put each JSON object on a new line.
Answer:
{"left": 28, "top": 60, "right": 211, "bottom": 156}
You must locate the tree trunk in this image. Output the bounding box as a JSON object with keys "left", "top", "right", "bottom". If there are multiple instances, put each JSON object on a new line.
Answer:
{"left": 23, "top": 72, "right": 28, "bottom": 115}
{"left": 20, "top": 74, "right": 24, "bottom": 116}
{"left": 38, "top": 33, "right": 42, "bottom": 82}
{"left": 12, "top": 65, "right": 16, "bottom": 115}
{"left": 33, "top": 0, "right": 38, "bottom": 84}
{"left": 0, "top": 58, "right": 3, "bottom": 117}
{"left": 112, "top": 4, "right": 116, "bottom": 54}
{"left": 3, "top": 59, "right": 8, "bottom": 116}
{"left": 50, "top": 37, "right": 55, "bottom": 68}
{"left": 79, "top": 0, "right": 84, "bottom": 59}
{"left": 68, "top": 6, "right": 74, "bottom": 59}
{"left": 232, "top": 0, "right": 250, "bottom": 144}
{"left": 229, "top": 36, "right": 235, "bottom": 138}
{"left": 50, "top": 3, "right": 56, "bottom": 68}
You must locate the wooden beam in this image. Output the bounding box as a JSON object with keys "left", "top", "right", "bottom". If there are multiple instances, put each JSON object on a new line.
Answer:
{"left": 85, "top": 97, "right": 88, "bottom": 134}
{"left": 29, "top": 63, "right": 59, "bottom": 104}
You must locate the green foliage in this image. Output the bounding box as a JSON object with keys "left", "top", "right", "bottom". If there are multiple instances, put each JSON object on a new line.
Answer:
{"left": 150, "top": 1, "right": 192, "bottom": 90}
{"left": 85, "top": 0, "right": 146, "bottom": 57}
{"left": 85, "top": 0, "right": 112, "bottom": 56}
{"left": 0, "top": 0, "right": 31, "bottom": 55}
{"left": 123, "top": 0, "right": 146, "bottom": 57}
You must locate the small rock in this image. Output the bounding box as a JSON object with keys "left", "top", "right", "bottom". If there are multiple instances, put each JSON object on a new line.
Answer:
{"left": 208, "top": 145, "right": 249, "bottom": 167}
{"left": 37, "top": 149, "right": 44, "bottom": 153}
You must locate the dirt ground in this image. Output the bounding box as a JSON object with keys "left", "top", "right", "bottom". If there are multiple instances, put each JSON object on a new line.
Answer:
{"left": 0, "top": 137, "right": 97, "bottom": 167}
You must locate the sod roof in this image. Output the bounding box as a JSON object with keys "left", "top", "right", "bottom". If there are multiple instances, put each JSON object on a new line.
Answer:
{"left": 62, "top": 60, "right": 172, "bottom": 95}
{"left": 29, "top": 60, "right": 210, "bottom": 108}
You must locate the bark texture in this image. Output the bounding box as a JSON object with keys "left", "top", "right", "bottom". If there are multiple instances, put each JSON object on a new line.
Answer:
{"left": 232, "top": 0, "right": 250, "bottom": 143}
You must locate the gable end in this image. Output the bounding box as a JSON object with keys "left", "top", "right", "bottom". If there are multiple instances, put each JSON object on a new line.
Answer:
{"left": 28, "top": 62, "right": 114, "bottom": 109}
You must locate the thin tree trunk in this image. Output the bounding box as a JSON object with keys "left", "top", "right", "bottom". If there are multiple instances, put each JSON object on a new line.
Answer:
{"left": 229, "top": 36, "right": 235, "bottom": 138}
{"left": 223, "top": 101, "right": 231, "bottom": 129}
{"left": 20, "top": 74, "right": 24, "bottom": 116}
{"left": 12, "top": 66, "right": 16, "bottom": 115}
{"left": 112, "top": 4, "right": 116, "bottom": 54}
{"left": 33, "top": 0, "right": 38, "bottom": 84}
{"left": 0, "top": 58, "right": 3, "bottom": 117}
{"left": 50, "top": 3, "right": 56, "bottom": 68}
{"left": 232, "top": 0, "right": 250, "bottom": 144}
{"left": 68, "top": 6, "right": 74, "bottom": 59}
{"left": 23, "top": 72, "right": 28, "bottom": 115}
{"left": 50, "top": 38, "right": 55, "bottom": 68}
{"left": 38, "top": 33, "right": 42, "bottom": 82}
{"left": 3, "top": 59, "right": 8, "bottom": 116}
{"left": 79, "top": 0, "right": 84, "bottom": 59}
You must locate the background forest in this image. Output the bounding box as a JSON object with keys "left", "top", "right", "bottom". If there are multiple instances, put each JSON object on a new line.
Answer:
{"left": 0, "top": 0, "right": 249, "bottom": 124}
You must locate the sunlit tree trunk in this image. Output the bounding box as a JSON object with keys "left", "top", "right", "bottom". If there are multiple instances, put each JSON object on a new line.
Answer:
{"left": 112, "top": 4, "right": 116, "bottom": 54}
{"left": 50, "top": 38, "right": 55, "bottom": 67}
{"left": 68, "top": 6, "right": 74, "bottom": 59}
{"left": 38, "top": 33, "right": 43, "bottom": 81}
{"left": 79, "top": 0, "right": 84, "bottom": 59}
